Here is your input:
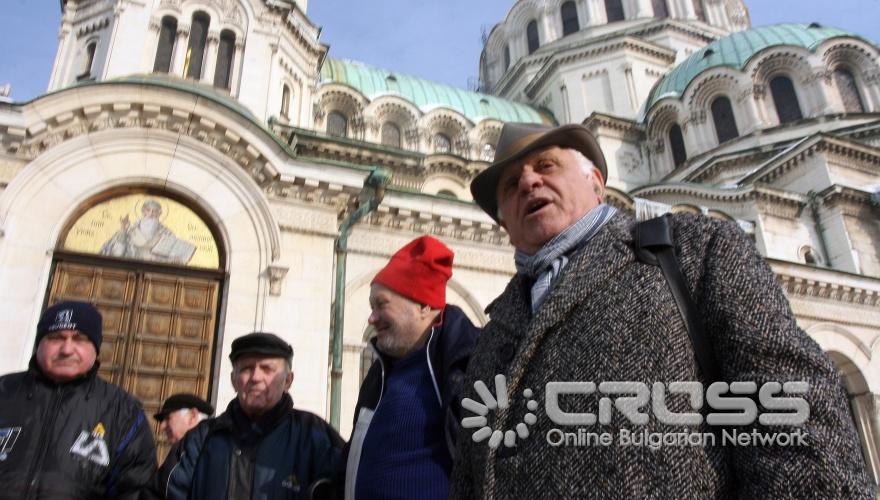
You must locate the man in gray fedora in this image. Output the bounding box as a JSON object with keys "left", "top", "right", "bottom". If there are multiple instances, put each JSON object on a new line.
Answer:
{"left": 449, "top": 123, "right": 871, "bottom": 498}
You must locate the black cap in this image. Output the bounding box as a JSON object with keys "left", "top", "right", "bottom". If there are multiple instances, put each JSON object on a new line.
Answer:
{"left": 153, "top": 393, "right": 214, "bottom": 421}
{"left": 229, "top": 332, "right": 293, "bottom": 363}
{"left": 36, "top": 301, "right": 103, "bottom": 351}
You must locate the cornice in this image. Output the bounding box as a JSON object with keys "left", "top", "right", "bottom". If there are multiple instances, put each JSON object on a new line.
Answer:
{"left": 773, "top": 265, "right": 880, "bottom": 308}
{"left": 634, "top": 183, "right": 806, "bottom": 218}
{"left": 524, "top": 36, "right": 676, "bottom": 99}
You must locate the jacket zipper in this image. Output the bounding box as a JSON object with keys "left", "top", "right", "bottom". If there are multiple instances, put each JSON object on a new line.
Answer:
{"left": 24, "top": 384, "right": 65, "bottom": 499}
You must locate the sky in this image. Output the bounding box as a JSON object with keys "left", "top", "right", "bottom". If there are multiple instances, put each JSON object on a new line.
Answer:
{"left": 1, "top": 0, "right": 879, "bottom": 102}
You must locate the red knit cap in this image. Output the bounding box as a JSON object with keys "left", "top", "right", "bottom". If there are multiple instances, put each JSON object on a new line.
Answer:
{"left": 371, "top": 236, "right": 454, "bottom": 309}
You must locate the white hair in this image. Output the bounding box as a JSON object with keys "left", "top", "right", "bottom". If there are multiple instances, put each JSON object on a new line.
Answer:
{"left": 495, "top": 148, "right": 602, "bottom": 222}
{"left": 174, "top": 408, "right": 210, "bottom": 422}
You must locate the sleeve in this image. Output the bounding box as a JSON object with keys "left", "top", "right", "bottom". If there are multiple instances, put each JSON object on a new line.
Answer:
{"left": 697, "top": 218, "right": 873, "bottom": 498}
{"left": 305, "top": 419, "right": 345, "bottom": 500}
{"left": 105, "top": 409, "right": 157, "bottom": 499}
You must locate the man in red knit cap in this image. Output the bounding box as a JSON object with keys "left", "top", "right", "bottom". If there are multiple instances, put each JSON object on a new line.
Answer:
{"left": 339, "top": 235, "right": 480, "bottom": 500}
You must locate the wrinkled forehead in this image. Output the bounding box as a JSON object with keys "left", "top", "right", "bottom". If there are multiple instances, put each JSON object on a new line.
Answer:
{"left": 496, "top": 146, "right": 573, "bottom": 190}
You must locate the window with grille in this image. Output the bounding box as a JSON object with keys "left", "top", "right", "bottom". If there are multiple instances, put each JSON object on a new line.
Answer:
{"left": 433, "top": 133, "right": 451, "bottom": 154}
{"left": 153, "top": 16, "right": 177, "bottom": 73}
{"left": 381, "top": 122, "right": 401, "bottom": 148}
{"left": 711, "top": 96, "right": 739, "bottom": 143}
{"left": 652, "top": 0, "right": 669, "bottom": 18}
{"left": 213, "top": 30, "right": 235, "bottom": 89}
{"left": 770, "top": 76, "right": 803, "bottom": 124}
{"left": 281, "top": 84, "right": 291, "bottom": 118}
{"left": 327, "top": 111, "right": 347, "bottom": 137}
{"left": 185, "top": 12, "right": 210, "bottom": 79}
{"left": 527, "top": 21, "right": 540, "bottom": 54}
{"left": 668, "top": 124, "right": 687, "bottom": 168}
{"left": 834, "top": 68, "right": 865, "bottom": 113}
{"left": 605, "top": 0, "right": 625, "bottom": 22}
{"left": 503, "top": 45, "right": 511, "bottom": 71}
{"left": 561, "top": 2, "right": 579, "bottom": 36}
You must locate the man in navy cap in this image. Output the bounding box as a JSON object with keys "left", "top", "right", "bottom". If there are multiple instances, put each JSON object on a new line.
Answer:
{"left": 160, "top": 332, "right": 343, "bottom": 500}
{"left": 0, "top": 300, "right": 157, "bottom": 499}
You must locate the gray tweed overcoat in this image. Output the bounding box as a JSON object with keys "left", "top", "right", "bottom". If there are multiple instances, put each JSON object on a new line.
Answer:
{"left": 449, "top": 212, "right": 872, "bottom": 499}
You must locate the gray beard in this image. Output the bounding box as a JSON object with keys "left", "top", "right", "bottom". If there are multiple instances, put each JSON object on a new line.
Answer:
{"left": 138, "top": 218, "right": 160, "bottom": 239}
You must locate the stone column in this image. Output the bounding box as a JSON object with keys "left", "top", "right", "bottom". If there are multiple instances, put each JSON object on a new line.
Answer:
{"left": 202, "top": 32, "right": 220, "bottom": 85}
{"left": 229, "top": 40, "right": 245, "bottom": 96}
{"left": 171, "top": 24, "right": 190, "bottom": 76}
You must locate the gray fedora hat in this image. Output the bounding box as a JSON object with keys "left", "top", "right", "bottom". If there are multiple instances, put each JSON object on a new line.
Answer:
{"left": 470, "top": 122, "right": 607, "bottom": 221}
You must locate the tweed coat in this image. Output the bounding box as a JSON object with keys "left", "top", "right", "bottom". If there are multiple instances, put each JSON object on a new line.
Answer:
{"left": 449, "top": 212, "right": 872, "bottom": 499}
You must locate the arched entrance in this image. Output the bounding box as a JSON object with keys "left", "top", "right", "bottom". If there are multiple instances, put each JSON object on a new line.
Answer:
{"left": 45, "top": 189, "right": 226, "bottom": 458}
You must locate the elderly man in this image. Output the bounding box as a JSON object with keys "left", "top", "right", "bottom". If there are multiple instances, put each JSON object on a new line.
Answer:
{"left": 153, "top": 393, "right": 214, "bottom": 445}
{"left": 342, "top": 235, "right": 479, "bottom": 500}
{"left": 449, "top": 123, "right": 872, "bottom": 498}
{"left": 161, "top": 332, "right": 342, "bottom": 499}
{"left": 0, "top": 301, "right": 156, "bottom": 498}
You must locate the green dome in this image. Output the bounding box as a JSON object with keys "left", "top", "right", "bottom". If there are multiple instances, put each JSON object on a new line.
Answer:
{"left": 321, "top": 58, "right": 553, "bottom": 125}
{"left": 646, "top": 23, "right": 863, "bottom": 112}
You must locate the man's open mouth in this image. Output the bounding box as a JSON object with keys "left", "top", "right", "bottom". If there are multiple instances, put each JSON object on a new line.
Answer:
{"left": 526, "top": 199, "right": 550, "bottom": 215}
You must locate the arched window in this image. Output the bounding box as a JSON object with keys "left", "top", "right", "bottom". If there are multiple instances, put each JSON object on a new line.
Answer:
{"left": 834, "top": 68, "right": 866, "bottom": 113}
{"left": 652, "top": 0, "right": 669, "bottom": 18}
{"left": 482, "top": 143, "right": 496, "bottom": 161}
{"left": 503, "top": 45, "right": 511, "bottom": 71}
{"left": 711, "top": 96, "right": 739, "bottom": 144}
{"left": 280, "top": 84, "right": 291, "bottom": 118}
{"left": 327, "top": 111, "right": 347, "bottom": 137}
{"left": 433, "top": 133, "right": 451, "bottom": 154}
{"left": 526, "top": 20, "right": 540, "bottom": 55}
{"left": 692, "top": 0, "right": 705, "bottom": 21}
{"left": 185, "top": 12, "right": 210, "bottom": 79}
{"left": 153, "top": 16, "right": 177, "bottom": 73}
{"left": 605, "top": 0, "right": 625, "bottom": 22}
{"left": 79, "top": 41, "right": 97, "bottom": 80}
{"left": 668, "top": 124, "right": 687, "bottom": 168}
{"left": 770, "top": 76, "right": 803, "bottom": 124}
{"left": 561, "top": 2, "right": 579, "bottom": 36}
{"left": 213, "top": 30, "right": 235, "bottom": 89}
{"left": 381, "top": 122, "right": 401, "bottom": 148}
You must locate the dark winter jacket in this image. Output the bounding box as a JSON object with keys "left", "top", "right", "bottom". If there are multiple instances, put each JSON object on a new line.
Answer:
{"left": 449, "top": 212, "right": 873, "bottom": 499}
{"left": 0, "top": 361, "right": 156, "bottom": 499}
{"left": 161, "top": 393, "right": 343, "bottom": 500}
{"left": 341, "top": 304, "right": 480, "bottom": 500}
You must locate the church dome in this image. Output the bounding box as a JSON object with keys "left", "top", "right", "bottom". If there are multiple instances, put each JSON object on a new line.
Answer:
{"left": 645, "top": 23, "right": 860, "bottom": 111}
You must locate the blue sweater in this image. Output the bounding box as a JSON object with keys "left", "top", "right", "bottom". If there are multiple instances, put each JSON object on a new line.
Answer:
{"left": 354, "top": 344, "right": 451, "bottom": 499}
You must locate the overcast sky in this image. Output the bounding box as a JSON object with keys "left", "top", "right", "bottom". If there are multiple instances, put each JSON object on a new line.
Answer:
{"left": 2, "top": 0, "right": 879, "bottom": 102}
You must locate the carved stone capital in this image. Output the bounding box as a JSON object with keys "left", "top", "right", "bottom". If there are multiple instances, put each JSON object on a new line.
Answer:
{"left": 267, "top": 264, "right": 289, "bottom": 296}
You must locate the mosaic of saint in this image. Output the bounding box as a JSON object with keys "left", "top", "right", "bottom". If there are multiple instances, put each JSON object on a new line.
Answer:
{"left": 63, "top": 194, "right": 220, "bottom": 269}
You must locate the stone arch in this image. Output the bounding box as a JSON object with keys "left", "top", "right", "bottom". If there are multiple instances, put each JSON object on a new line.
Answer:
{"left": 316, "top": 84, "right": 367, "bottom": 138}
{"left": 0, "top": 128, "right": 280, "bottom": 393}
{"left": 808, "top": 323, "right": 880, "bottom": 482}
{"left": 749, "top": 49, "right": 815, "bottom": 123}
{"left": 364, "top": 95, "right": 420, "bottom": 148}
{"left": 421, "top": 109, "right": 471, "bottom": 156}
{"left": 821, "top": 40, "right": 880, "bottom": 112}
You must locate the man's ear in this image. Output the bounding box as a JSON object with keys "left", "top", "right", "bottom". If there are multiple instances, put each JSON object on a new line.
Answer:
{"left": 284, "top": 370, "right": 294, "bottom": 391}
{"left": 592, "top": 168, "right": 606, "bottom": 201}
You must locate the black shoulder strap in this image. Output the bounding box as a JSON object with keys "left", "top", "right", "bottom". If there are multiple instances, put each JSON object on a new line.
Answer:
{"left": 633, "top": 215, "right": 722, "bottom": 383}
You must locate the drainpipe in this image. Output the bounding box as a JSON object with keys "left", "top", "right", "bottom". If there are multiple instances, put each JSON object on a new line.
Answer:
{"left": 330, "top": 168, "right": 390, "bottom": 430}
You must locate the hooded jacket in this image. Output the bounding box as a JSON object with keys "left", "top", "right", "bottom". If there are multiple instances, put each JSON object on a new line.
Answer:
{"left": 0, "top": 361, "right": 156, "bottom": 499}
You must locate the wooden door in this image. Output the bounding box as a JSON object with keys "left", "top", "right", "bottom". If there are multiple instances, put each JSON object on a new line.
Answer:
{"left": 47, "top": 261, "right": 220, "bottom": 459}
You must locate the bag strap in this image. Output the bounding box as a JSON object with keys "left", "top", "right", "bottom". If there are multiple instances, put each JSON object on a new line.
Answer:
{"left": 633, "top": 214, "right": 722, "bottom": 383}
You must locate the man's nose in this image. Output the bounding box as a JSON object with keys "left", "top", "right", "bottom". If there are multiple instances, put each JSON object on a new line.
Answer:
{"left": 368, "top": 310, "right": 379, "bottom": 324}
{"left": 518, "top": 167, "right": 542, "bottom": 192}
{"left": 58, "top": 338, "right": 76, "bottom": 354}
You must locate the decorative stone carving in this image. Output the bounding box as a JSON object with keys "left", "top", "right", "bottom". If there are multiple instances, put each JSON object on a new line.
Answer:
{"left": 267, "top": 264, "right": 289, "bottom": 296}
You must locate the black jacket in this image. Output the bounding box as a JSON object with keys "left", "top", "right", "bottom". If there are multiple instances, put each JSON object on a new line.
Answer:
{"left": 161, "top": 393, "right": 343, "bottom": 500}
{"left": 0, "top": 362, "right": 157, "bottom": 499}
{"left": 340, "top": 304, "right": 480, "bottom": 499}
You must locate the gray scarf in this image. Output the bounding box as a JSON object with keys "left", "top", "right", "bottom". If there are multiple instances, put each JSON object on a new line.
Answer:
{"left": 514, "top": 204, "right": 616, "bottom": 314}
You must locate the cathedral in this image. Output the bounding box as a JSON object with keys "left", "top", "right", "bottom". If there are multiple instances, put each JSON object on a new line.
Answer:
{"left": 0, "top": 0, "right": 878, "bottom": 477}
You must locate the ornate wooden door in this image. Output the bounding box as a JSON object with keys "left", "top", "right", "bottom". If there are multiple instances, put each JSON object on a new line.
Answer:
{"left": 47, "top": 261, "right": 220, "bottom": 458}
